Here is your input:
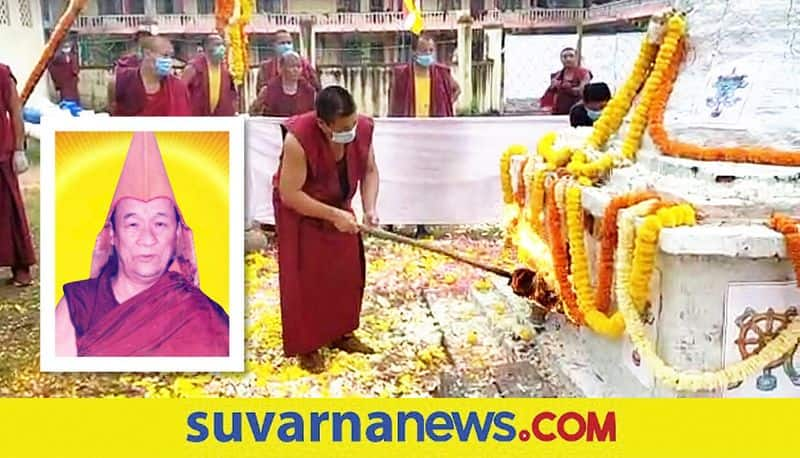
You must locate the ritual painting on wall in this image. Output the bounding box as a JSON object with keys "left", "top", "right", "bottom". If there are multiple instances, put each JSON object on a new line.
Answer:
{"left": 692, "top": 59, "right": 757, "bottom": 126}
{"left": 723, "top": 282, "right": 800, "bottom": 398}
{"left": 39, "top": 118, "right": 245, "bottom": 372}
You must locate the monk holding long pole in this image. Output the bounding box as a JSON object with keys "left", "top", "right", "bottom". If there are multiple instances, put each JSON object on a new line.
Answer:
{"left": 274, "top": 86, "right": 380, "bottom": 373}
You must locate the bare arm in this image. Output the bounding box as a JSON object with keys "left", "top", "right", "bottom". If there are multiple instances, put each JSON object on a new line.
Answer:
{"left": 106, "top": 75, "right": 116, "bottom": 114}
{"left": 7, "top": 77, "right": 24, "bottom": 150}
{"left": 278, "top": 133, "right": 358, "bottom": 232}
{"left": 255, "top": 65, "right": 267, "bottom": 94}
{"left": 449, "top": 72, "right": 461, "bottom": 104}
{"left": 571, "top": 72, "right": 591, "bottom": 96}
{"left": 360, "top": 145, "right": 379, "bottom": 220}
{"left": 55, "top": 297, "right": 77, "bottom": 357}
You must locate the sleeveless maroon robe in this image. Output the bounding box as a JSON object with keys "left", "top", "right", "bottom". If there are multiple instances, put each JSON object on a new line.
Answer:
{"left": 113, "top": 67, "right": 192, "bottom": 116}
{"left": 389, "top": 63, "right": 455, "bottom": 117}
{"left": 48, "top": 53, "right": 80, "bottom": 102}
{"left": 272, "top": 112, "right": 373, "bottom": 356}
{"left": 63, "top": 263, "right": 229, "bottom": 357}
{"left": 255, "top": 76, "right": 316, "bottom": 117}
{"left": 0, "top": 64, "right": 36, "bottom": 271}
{"left": 185, "top": 54, "right": 238, "bottom": 116}
{"left": 256, "top": 57, "right": 320, "bottom": 93}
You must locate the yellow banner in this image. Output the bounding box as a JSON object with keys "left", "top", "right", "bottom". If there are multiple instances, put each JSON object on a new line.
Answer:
{"left": 1, "top": 398, "right": 795, "bottom": 457}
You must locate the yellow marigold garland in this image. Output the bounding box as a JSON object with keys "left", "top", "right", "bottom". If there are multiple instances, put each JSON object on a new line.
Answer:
{"left": 616, "top": 205, "right": 800, "bottom": 392}
{"left": 587, "top": 39, "right": 660, "bottom": 150}
{"left": 628, "top": 204, "right": 696, "bottom": 312}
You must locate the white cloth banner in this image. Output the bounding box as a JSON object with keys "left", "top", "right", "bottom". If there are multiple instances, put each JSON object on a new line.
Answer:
{"left": 246, "top": 116, "right": 568, "bottom": 225}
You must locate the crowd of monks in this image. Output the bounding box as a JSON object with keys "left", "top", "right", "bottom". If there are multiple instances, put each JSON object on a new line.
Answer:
{"left": 1, "top": 30, "right": 461, "bottom": 371}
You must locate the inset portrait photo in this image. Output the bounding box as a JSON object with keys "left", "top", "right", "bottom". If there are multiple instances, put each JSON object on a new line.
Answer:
{"left": 40, "top": 118, "right": 244, "bottom": 372}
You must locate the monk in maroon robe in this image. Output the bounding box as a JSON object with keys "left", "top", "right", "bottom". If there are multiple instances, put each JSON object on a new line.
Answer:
{"left": 388, "top": 34, "right": 461, "bottom": 118}
{"left": 108, "top": 36, "right": 191, "bottom": 116}
{"left": 54, "top": 132, "right": 229, "bottom": 357}
{"left": 48, "top": 41, "right": 80, "bottom": 103}
{"left": 250, "top": 51, "right": 316, "bottom": 117}
{"left": 113, "top": 28, "right": 152, "bottom": 74}
{"left": 256, "top": 29, "right": 320, "bottom": 94}
{"left": 0, "top": 63, "right": 36, "bottom": 287}
{"left": 388, "top": 35, "right": 459, "bottom": 238}
{"left": 274, "top": 86, "right": 380, "bottom": 372}
{"left": 540, "top": 47, "right": 592, "bottom": 115}
{"left": 181, "top": 34, "right": 238, "bottom": 116}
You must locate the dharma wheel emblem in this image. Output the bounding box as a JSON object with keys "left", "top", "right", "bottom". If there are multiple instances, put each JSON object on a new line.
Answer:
{"left": 728, "top": 307, "right": 798, "bottom": 391}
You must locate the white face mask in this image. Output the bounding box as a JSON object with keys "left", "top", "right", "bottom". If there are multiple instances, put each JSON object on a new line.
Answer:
{"left": 331, "top": 126, "right": 357, "bottom": 144}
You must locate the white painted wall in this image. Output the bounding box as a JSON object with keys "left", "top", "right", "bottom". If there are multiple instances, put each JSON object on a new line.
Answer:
{"left": 0, "top": 0, "right": 47, "bottom": 99}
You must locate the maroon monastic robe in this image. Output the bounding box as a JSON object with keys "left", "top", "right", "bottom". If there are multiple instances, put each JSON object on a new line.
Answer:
{"left": 255, "top": 76, "right": 316, "bottom": 117}
{"left": 114, "top": 53, "right": 141, "bottom": 73}
{"left": 0, "top": 64, "right": 36, "bottom": 271}
{"left": 48, "top": 52, "right": 80, "bottom": 102}
{"left": 388, "top": 63, "right": 456, "bottom": 117}
{"left": 256, "top": 57, "right": 320, "bottom": 93}
{"left": 113, "top": 67, "right": 192, "bottom": 116}
{"left": 63, "top": 262, "right": 229, "bottom": 357}
{"left": 272, "top": 112, "right": 373, "bottom": 356}
{"left": 547, "top": 67, "right": 591, "bottom": 115}
{"left": 184, "top": 54, "right": 238, "bottom": 116}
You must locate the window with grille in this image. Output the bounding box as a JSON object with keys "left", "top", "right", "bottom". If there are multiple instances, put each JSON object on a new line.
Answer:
{"left": 337, "top": 0, "right": 360, "bottom": 13}
{"left": 128, "top": 0, "right": 145, "bottom": 14}
{"left": 197, "top": 0, "right": 214, "bottom": 14}
{"left": 157, "top": 0, "right": 176, "bottom": 14}
{"left": 0, "top": 0, "right": 10, "bottom": 26}
{"left": 17, "top": 0, "right": 32, "bottom": 27}
{"left": 98, "top": 0, "right": 123, "bottom": 15}
{"left": 257, "top": 0, "right": 282, "bottom": 13}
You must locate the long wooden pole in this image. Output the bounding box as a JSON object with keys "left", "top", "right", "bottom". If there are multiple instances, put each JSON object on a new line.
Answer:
{"left": 359, "top": 225, "right": 512, "bottom": 278}
{"left": 20, "top": 0, "right": 89, "bottom": 104}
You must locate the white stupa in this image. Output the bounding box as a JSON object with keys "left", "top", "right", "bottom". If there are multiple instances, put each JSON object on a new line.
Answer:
{"left": 516, "top": 0, "right": 800, "bottom": 398}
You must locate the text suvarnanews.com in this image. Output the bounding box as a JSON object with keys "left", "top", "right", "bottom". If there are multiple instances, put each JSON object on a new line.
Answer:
{"left": 186, "top": 410, "right": 616, "bottom": 443}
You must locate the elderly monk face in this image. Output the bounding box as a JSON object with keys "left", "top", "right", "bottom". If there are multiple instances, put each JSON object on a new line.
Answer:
{"left": 280, "top": 53, "right": 302, "bottom": 82}
{"left": 112, "top": 198, "right": 179, "bottom": 283}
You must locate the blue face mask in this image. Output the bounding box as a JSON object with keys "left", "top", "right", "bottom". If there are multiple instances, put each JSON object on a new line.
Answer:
{"left": 415, "top": 54, "right": 435, "bottom": 67}
{"left": 276, "top": 43, "right": 294, "bottom": 55}
{"left": 586, "top": 108, "right": 602, "bottom": 120}
{"left": 331, "top": 126, "right": 357, "bottom": 144}
{"left": 212, "top": 45, "right": 226, "bottom": 60}
{"left": 155, "top": 57, "right": 172, "bottom": 77}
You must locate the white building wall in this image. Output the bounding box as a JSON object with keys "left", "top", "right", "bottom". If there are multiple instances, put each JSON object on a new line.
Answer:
{"left": 0, "top": 0, "right": 47, "bottom": 99}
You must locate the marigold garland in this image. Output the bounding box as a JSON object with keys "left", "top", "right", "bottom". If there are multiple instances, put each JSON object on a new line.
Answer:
{"left": 769, "top": 214, "right": 800, "bottom": 286}
{"left": 564, "top": 185, "right": 625, "bottom": 337}
{"left": 515, "top": 157, "right": 529, "bottom": 206}
{"left": 500, "top": 145, "right": 528, "bottom": 204}
{"left": 616, "top": 206, "right": 800, "bottom": 392}
{"left": 594, "top": 191, "right": 660, "bottom": 314}
{"left": 527, "top": 169, "right": 548, "bottom": 234}
{"left": 648, "top": 16, "right": 800, "bottom": 166}
{"left": 628, "top": 203, "right": 696, "bottom": 312}
{"left": 545, "top": 178, "right": 583, "bottom": 324}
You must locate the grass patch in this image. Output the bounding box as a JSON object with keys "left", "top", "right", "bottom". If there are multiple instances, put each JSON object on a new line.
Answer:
{"left": 27, "top": 137, "right": 40, "bottom": 167}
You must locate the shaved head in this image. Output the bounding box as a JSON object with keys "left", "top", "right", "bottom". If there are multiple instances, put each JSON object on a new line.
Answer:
{"left": 141, "top": 36, "right": 173, "bottom": 55}
{"left": 204, "top": 33, "right": 223, "bottom": 49}
{"left": 415, "top": 35, "right": 435, "bottom": 52}
{"left": 274, "top": 30, "right": 292, "bottom": 45}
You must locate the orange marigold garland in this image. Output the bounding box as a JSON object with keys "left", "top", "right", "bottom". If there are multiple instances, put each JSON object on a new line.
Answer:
{"left": 544, "top": 178, "right": 583, "bottom": 324}
{"left": 769, "top": 214, "right": 800, "bottom": 286}
{"left": 515, "top": 157, "right": 529, "bottom": 207}
{"left": 594, "top": 191, "right": 660, "bottom": 314}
